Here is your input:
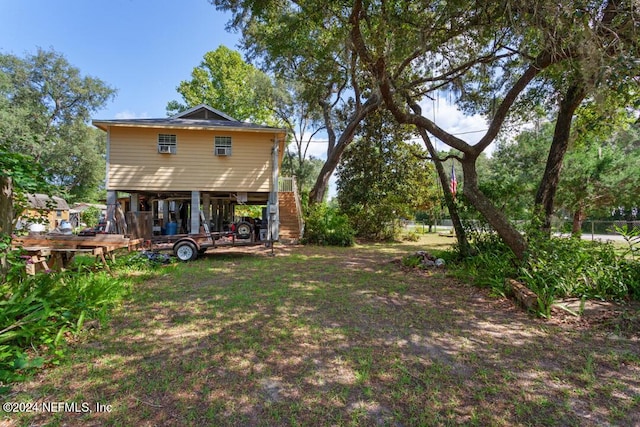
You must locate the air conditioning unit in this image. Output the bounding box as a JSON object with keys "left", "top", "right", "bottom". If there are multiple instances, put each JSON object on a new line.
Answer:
{"left": 215, "top": 147, "right": 231, "bottom": 156}
{"left": 158, "top": 145, "right": 172, "bottom": 154}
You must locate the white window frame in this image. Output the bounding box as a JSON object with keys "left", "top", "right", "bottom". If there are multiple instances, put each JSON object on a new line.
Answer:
{"left": 158, "top": 134, "right": 177, "bottom": 154}
{"left": 214, "top": 136, "right": 232, "bottom": 156}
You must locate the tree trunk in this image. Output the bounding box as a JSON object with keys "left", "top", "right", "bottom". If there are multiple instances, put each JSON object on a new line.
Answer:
{"left": 534, "top": 82, "right": 586, "bottom": 234}
{"left": 0, "top": 174, "right": 14, "bottom": 282}
{"left": 462, "top": 158, "right": 527, "bottom": 260}
{"left": 308, "top": 95, "right": 380, "bottom": 204}
{"left": 571, "top": 206, "right": 584, "bottom": 237}
{"left": 416, "top": 128, "right": 470, "bottom": 257}
{"left": 309, "top": 146, "right": 346, "bottom": 204}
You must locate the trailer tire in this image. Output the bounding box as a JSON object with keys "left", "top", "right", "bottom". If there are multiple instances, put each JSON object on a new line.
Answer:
{"left": 236, "top": 221, "right": 252, "bottom": 239}
{"left": 174, "top": 240, "right": 198, "bottom": 261}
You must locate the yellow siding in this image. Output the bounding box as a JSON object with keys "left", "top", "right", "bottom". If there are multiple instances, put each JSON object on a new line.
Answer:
{"left": 108, "top": 127, "right": 278, "bottom": 192}
{"left": 23, "top": 209, "right": 69, "bottom": 231}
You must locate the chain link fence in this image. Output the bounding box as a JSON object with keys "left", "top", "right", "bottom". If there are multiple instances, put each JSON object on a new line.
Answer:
{"left": 555, "top": 220, "right": 639, "bottom": 241}
{"left": 406, "top": 219, "right": 639, "bottom": 241}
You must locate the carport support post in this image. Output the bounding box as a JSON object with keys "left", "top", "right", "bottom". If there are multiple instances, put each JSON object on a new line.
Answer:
{"left": 269, "top": 137, "right": 280, "bottom": 242}
{"left": 130, "top": 194, "right": 139, "bottom": 213}
{"left": 203, "top": 193, "right": 210, "bottom": 227}
{"left": 216, "top": 199, "right": 223, "bottom": 231}
{"left": 162, "top": 200, "right": 170, "bottom": 227}
{"left": 190, "top": 191, "right": 200, "bottom": 234}
{"left": 106, "top": 191, "right": 117, "bottom": 233}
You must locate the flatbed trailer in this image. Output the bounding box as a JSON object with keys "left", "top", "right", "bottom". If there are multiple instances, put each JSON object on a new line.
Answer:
{"left": 152, "top": 221, "right": 271, "bottom": 261}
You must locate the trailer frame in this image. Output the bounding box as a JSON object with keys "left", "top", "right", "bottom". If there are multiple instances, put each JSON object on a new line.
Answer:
{"left": 152, "top": 221, "right": 271, "bottom": 261}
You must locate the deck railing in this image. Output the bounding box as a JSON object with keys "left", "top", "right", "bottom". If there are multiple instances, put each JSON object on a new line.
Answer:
{"left": 278, "top": 177, "right": 297, "bottom": 193}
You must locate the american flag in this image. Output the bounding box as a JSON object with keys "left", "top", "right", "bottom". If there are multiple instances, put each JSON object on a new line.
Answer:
{"left": 450, "top": 163, "right": 457, "bottom": 198}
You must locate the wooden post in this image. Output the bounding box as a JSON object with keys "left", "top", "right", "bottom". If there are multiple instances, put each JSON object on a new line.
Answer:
{"left": 130, "top": 194, "right": 139, "bottom": 212}
{"left": 270, "top": 137, "right": 280, "bottom": 241}
{"left": 162, "top": 199, "right": 170, "bottom": 227}
{"left": 203, "top": 193, "right": 211, "bottom": 228}
{"left": 190, "top": 191, "right": 200, "bottom": 234}
{"left": 106, "top": 191, "right": 117, "bottom": 233}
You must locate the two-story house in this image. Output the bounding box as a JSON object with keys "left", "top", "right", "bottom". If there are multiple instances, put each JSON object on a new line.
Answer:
{"left": 93, "top": 104, "right": 300, "bottom": 243}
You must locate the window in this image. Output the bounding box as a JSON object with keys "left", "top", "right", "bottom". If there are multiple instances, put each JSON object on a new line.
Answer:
{"left": 214, "top": 136, "right": 232, "bottom": 156}
{"left": 158, "top": 134, "right": 177, "bottom": 154}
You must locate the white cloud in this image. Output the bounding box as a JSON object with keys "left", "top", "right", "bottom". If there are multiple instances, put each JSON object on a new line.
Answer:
{"left": 114, "top": 110, "right": 150, "bottom": 120}
{"left": 419, "top": 98, "right": 489, "bottom": 147}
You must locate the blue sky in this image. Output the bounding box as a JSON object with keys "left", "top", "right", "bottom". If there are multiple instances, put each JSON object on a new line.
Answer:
{"left": 0, "top": 0, "right": 240, "bottom": 120}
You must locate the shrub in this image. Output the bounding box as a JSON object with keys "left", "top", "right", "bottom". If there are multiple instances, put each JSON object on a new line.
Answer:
{"left": 449, "top": 230, "right": 518, "bottom": 296}
{"left": 402, "top": 231, "right": 420, "bottom": 242}
{"left": 401, "top": 254, "right": 422, "bottom": 268}
{"left": 81, "top": 206, "right": 102, "bottom": 228}
{"left": 302, "top": 203, "right": 355, "bottom": 247}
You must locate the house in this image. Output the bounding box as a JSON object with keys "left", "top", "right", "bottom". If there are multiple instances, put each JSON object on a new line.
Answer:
{"left": 92, "top": 104, "right": 302, "bottom": 242}
{"left": 21, "top": 193, "right": 70, "bottom": 231}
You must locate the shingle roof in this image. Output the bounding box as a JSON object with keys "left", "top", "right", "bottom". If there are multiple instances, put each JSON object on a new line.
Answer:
{"left": 93, "top": 104, "right": 286, "bottom": 134}
{"left": 93, "top": 117, "right": 284, "bottom": 132}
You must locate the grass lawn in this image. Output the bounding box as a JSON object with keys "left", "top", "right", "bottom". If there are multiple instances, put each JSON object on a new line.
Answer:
{"left": 3, "top": 235, "right": 639, "bottom": 426}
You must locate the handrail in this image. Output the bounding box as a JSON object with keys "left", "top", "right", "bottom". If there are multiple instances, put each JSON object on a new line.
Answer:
{"left": 278, "top": 177, "right": 295, "bottom": 192}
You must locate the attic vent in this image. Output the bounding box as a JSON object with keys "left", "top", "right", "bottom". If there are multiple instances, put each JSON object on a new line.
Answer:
{"left": 214, "top": 136, "right": 232, "bottom": 156}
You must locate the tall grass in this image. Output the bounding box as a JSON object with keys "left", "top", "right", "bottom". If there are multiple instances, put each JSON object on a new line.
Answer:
{"left": 0, "top": 251, "right": 145, "bottom": 392}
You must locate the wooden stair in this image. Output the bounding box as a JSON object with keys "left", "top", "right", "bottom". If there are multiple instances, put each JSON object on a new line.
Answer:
{"left": 278, "top": 190, "right": 303, "bottom": 244}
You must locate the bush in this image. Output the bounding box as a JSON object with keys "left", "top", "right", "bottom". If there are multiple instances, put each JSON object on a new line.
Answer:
{"left": 81, "top": 206, "right": 101, "bottom": 228}
{"left": 302, "top": 203, "right": 355, "bottom": 247}
{"left": 401, "top": 254, "right": 422, "bottom": 268}
{"left": 402, "top": 231, "right": 420, "bottom": 242}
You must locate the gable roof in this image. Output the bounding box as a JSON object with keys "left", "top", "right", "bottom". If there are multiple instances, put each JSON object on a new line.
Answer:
{"left": 172, "top": 104, "right": 237, "bottom": 121}
{"left": 93, "top": 104, "right": 286, "bottom": 135}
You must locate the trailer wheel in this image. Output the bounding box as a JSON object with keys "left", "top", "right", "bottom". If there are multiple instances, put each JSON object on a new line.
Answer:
{"left": 174, "top": 240, "right": 198, "bottom": 261}
{"left": 236, "top": 221, "right": 252, "bottom": 239}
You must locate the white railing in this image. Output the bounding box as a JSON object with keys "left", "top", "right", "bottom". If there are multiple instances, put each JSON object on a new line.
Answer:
{"left": 278, "top": 177, "right": 296, "bottom": 192}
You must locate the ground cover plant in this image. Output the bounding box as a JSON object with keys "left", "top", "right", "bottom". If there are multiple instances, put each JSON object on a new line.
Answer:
{"left": 443, "top": 222, "right": 640, "bottom": 318}
{"left": 2, "top": 235, "right": 638, "bottom": 426}
{"left": 0, "top": 251, "right": 157, "bottom": 393}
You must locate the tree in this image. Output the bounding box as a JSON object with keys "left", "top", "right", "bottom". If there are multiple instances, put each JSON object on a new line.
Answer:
{"left": 0, "top": 48, "right": 115, "bottom": 203}
{"left": 481, "top": 124, "right": 553, "bottom": 220}
{"left": 532, "top": 1, "right": 640, "bottom": 232}
{"left": 481, "top": 115, "right": 640, "bottom": 235}
{"left": 0, "top": 149, "right": 49, "bottom": 281}
{"left": 346, "top": 0, "right": 639, "bottom": 259}
{"left": 212, "top": 0, "right": 381, "bottom": 203}
{"left": 282, "top": 154, "right": 324, "bottom": 198}
{"left": 166, "top": 45, "right": 278, "bottom": 124}
{"left": 556, "top": 119, "right": 640, "bottom": 235}
{"left": 216, "top": 0, "right": 640, "bottom": 259}
{"left": 272, "top": 81, "right": 326, "bottom": 197}
{"left": 336, "top": 110, "right": 439, "bottom": 240}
